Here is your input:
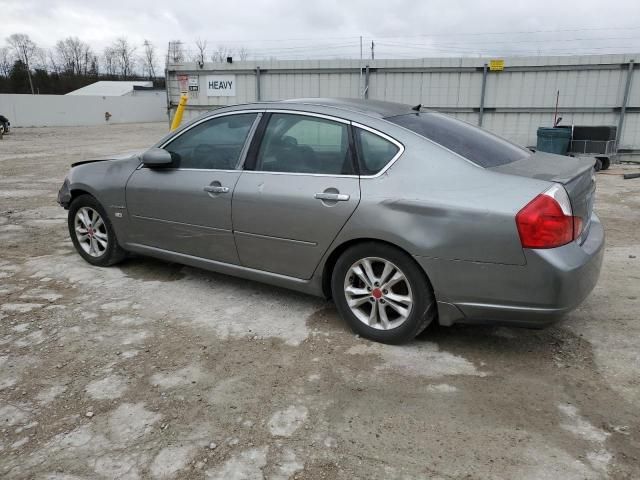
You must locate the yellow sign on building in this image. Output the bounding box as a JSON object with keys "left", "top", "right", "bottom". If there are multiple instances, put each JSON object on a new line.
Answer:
{"left": 489, "top": 59, "right": 505, "bottom": 71}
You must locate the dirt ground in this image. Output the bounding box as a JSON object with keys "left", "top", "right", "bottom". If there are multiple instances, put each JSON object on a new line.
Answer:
{"left": 0, "top": 123, "right": 639, "bottom": 480}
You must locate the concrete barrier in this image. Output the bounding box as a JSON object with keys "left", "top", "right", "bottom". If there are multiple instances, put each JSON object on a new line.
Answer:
{"left": 0, "top": 94, "right": 168, "bottom": 127}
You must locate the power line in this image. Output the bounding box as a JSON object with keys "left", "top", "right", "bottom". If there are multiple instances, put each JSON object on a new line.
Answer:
{"left": 199, "top": 25, "right": 640, "bottom": 45}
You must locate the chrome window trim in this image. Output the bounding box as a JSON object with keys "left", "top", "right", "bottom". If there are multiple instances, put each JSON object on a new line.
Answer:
{"left": 151, "top": 168, "right": 241, "bottom": 173}
{"left": 352, "top": 122, "right": 406, "bottom": 179}
{"left": 152, "top": 109, "right": 406, "bottom": 179}
{"left": 263, "top": 109, "right": 351, "bottom": 125}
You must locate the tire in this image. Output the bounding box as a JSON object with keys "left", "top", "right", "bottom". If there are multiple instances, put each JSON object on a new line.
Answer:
{"left": 68, "top": 194, "right": 126, "bottom": 267}
{"left": 331, "top": 242, "right": 436, "bottom": 344}
{"left": 600, "top": 157, "right": 610, "bottom": 171}
{"left": 594, "top": 158, "right": 602, "bottom": 172}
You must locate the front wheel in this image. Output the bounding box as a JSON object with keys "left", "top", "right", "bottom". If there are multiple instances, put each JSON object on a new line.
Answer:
{"left": 68, "top": 194, "right": 126, "bottom": 266}
{"left": 331, "top": 242, "right": 436, "bottom": 344}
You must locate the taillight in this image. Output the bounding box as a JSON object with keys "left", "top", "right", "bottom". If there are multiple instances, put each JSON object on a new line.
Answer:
{"left": 516, "top": 184, "right": 582, "bottom": 249}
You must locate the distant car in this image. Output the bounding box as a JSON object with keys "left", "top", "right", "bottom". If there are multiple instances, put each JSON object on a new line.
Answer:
{"left": 58, "top": 98, "right": 604, "bottom": 344}
{"left": 0, "top": 115, "right": 9, "bottom": 135}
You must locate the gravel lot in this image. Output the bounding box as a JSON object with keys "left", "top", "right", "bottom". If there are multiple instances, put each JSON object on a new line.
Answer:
{"left": 1, "top": 123, "right": 639, "bottom": 479}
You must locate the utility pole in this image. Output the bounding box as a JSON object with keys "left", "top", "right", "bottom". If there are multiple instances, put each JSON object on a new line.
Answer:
{"left": 371, "top": 41, "right": 375, "bottom": 60}
{"left": 359, "top": 36, "right": 363, "bottom": 98}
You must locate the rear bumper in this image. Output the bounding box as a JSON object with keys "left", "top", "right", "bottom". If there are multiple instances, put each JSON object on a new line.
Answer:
{"left": 415, "top": 213, "right": 605, "bottom": 327}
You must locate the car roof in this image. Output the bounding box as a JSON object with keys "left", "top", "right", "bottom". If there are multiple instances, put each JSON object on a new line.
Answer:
{"left": 278, "top": 98, "right": 416, "bottom": 119}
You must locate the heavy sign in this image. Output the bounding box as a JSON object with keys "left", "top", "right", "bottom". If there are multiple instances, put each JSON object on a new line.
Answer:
{"left": 207, "top": 75, "right": 236, "bottom": 97}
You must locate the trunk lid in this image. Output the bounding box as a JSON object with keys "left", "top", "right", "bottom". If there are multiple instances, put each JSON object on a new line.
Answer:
{"left": 491, "top": 151, "right": 597, "bottom": 243}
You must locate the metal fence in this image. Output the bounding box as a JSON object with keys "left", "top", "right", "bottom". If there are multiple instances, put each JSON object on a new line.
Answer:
{"left": 166, "top": 54, "right": 639, "bottom": 158}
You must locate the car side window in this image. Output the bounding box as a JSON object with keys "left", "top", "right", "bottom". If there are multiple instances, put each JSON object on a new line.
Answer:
{"left": 355, "top": 128, "right": 400, "bottom": 175}
{"left": 163, "top": 113, "right": 257, "bottom": 170}
{"left": 256, "top": 113, "right": 354, "bottom": 175}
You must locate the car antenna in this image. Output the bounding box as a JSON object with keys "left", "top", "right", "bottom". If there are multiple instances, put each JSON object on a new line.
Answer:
{"left": 411, "top": 103, "right": 422, "bottom": 112}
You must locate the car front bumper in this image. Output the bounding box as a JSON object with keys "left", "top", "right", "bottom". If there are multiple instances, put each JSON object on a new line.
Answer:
{"left": 415, "top": 213, "right": 605, "bottom": 327}
{"left": 57, "top": 177, "right": 71, "bottom": 209}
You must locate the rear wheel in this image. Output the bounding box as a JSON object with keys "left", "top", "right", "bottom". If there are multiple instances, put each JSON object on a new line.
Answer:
{"left": 331, "top": 242, "right": 436, "bottom": 344}
{"left": 68, "top": 194, "right": 126, "bottom": 266}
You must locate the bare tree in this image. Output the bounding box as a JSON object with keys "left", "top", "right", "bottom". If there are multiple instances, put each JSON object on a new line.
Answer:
{"left": 47, "top": 49, "right": 61, "bottom": 75}
{"left": 102, "top": 47, "right": 118, "bottom": 77}
{"left": 194, "top": 38, "right": 207, "bottom": 66}
{"left": 6, "top": 33, "right": 37, "bottom": 93}
{"left": 237, "top": 47, "right": 250, "bottom": 61}
{"left": 56, "top": 39, "right": 74, "bottom": 73}
{"left": 111, "top": 37, "right": 137, "bottom": 78}
{"left": 0, "top": 46, "right": 12, "bottom": 77}
{"left": 167, "top": 40, "right": 184, "bottom": 64}
{"left": 55, "top": 37, "right": 94, "bottom": 75}
{"left": 88, "top": 54, "right": 99, "bottom": 76}
{"left": 142, "top": 40, "right": 156, "bottom": 79}
{"left": 33, "top": 47, "right": 50, "bottom": 72}
{"left": 211, "top": 45, "right": 231, "bottom": 63}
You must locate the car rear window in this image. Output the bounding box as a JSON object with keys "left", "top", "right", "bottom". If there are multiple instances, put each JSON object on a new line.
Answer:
{"left": 387, "top": 112, "right": 529, "bottom": 167}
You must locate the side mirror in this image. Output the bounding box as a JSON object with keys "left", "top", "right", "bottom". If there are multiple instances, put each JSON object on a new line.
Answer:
{"left": 141, "top": 148, "right": 173, "bottom": 168}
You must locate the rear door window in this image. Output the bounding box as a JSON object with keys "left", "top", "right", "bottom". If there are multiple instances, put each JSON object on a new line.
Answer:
{"left": 355, "top": 128, "right": 400, "bottom": 175}
{"left": 255, "top": 113, "right": 354, "bottom": 175}
{"left": 387, "top": 112, "right": 529, "bottom": 167}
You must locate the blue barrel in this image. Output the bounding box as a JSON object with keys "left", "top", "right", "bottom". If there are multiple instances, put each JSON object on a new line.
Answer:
{"left": 536, "top": 127, "right": 571, "bottom": 155}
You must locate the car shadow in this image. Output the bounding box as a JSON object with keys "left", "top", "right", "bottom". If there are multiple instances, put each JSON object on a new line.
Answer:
{"left": 116, "top": 255, "right": 581, "bottom": 359}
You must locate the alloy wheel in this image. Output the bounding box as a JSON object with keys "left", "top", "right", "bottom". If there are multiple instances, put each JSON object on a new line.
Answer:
{"left": 343, "top": 257, "right": 413, "bottom": 330}
{"left": 74, "top": 207, "right": 108, "bottom": 257}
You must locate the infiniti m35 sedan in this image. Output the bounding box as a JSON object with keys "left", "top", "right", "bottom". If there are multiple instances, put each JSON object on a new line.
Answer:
{"left": 58, "top": 98, "right": 604, "bottom": 344}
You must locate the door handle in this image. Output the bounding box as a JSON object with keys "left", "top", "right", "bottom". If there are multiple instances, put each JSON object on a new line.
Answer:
{"left": 204, "top": 185, "right": 229, "bottom": 194}
{"left": 314, "top": 192, "right": 350, "bottom": 202}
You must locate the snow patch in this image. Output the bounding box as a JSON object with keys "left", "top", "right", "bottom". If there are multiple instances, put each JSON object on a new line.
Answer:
{"left": 150, "top": 364, "right": 205, "bottom": 390}
{"left": 150, "top": 445, "right": 196, "bottom": 479}
{"left": 36, "top": 385, "right": 67, "bottom": 405}
{"left": 558, "top": 404, "right": 610, "bottom": 443}
{"left": 205, "top": 447, "right": 268, "bottom": 480}
{"left": 268, "top": 405, "right": 308, "bottom": 437}
{"left": 86, "top": 375, "right": 128, "bottom": 400}
{"left": 2, "top": 303, "right": 44, "bottom": 313}
{"left": 427, "top": 383, "right": 458, "bottom": 393}
{"left": 346, "top": 342, "right": 481, "bottom": 378}
{"left": 107, "top": 403, "right": 162, "bottom": 443}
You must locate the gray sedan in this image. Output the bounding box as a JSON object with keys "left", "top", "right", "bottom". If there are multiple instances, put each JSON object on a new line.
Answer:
{"left": 57, "top": 98, "right": 604, "bottom": 344}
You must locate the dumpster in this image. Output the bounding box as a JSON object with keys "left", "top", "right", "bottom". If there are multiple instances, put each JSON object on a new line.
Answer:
{"left": 536, "top": 127, "right": 571, "bottom": 155}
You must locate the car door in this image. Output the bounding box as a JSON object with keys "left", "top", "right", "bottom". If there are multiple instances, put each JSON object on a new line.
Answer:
{"left": 125, "top": 112, "right": 260, "bottom": 264}
{"left": 232, "top": 112, "right": 361, "bottom": 279}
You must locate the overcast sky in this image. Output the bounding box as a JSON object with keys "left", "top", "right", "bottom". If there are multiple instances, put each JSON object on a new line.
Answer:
{"left": 3, "top": 0, "right": 640, "bottom": 60}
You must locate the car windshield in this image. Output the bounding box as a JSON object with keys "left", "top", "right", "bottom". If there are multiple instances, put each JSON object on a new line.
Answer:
{"left": 386, "top": 112, "right": 530, "bottom": 167}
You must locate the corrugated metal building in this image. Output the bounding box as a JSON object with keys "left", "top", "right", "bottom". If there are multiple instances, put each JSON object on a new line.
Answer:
{"left": 167, "top": 54, "right": 639, "bottom": 158}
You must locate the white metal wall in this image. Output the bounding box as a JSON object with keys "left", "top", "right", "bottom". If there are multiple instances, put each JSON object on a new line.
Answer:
{"left": 168, "top": 54, "right": 639, "bottom": 155}
{"left": 0, "top": 94, "right": 167, "bottom": 127}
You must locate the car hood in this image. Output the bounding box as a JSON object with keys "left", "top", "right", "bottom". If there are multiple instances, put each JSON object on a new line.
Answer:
{"left": 71, "top": 149, "right": 144, "bottom": 167}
